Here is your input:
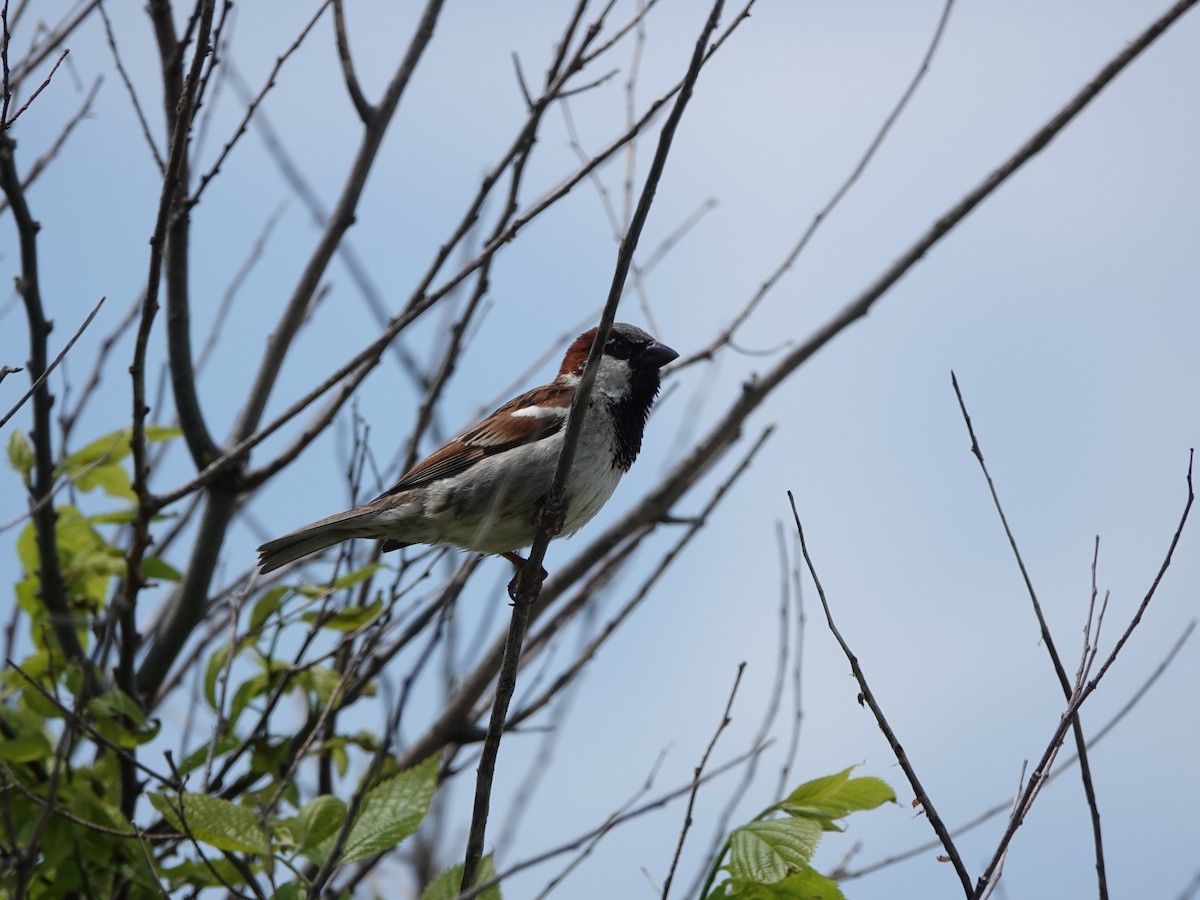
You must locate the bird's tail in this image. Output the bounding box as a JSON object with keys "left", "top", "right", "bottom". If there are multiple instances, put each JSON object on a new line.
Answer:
{"left": 257, "top": 508, "right": 383, "bottom": 574}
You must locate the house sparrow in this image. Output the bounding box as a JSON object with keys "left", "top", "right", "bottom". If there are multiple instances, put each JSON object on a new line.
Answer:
{"left": 256, "top": 323, "right": 677, "bottom": 581}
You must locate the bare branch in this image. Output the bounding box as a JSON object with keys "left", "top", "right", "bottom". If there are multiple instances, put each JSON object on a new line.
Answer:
{"left": 190, "top": 0, "right": 333, "bottom": 207}
{"left": 6, "top": 0, "right": 100, "bottom": 91}
{"left": 973, "top": 449, "right": 1194, "bottom": 894}
{"left": 0, "top": 295, "right": 104, "bottom": 430}
{"left": 98, "top": 2, "right": 163, "bottom": 171}
{"left": 332, "top": 0, "right": 372, "bottom": 123}
{"left": 60, "top": 292, "right": 141, "bottom": 441}
{"left": 130, "top": 0, "right": 221, "bottom": 697}
{"left": 0, "top": 76, "right": 101, "bottom": 214}
{"left": 460, "top": 3, "right": 727, "bottom": 891}
{"left": 3, "top": 47, "right": 67, "bottom": 128}
{"left": 788, "top": 491, "right": 973, "bottom": 896}
{"left": 662, "top": 662, "right": 746, "bottom": 899}
{"left": 456, "top": 745, "right": 770, "bottom": 900}
{"left": 0, "top": 118, "right": 84, "bottom": 661}
{"left": 509, "top": 425, "right": 774, "bottom": 729}
{"left": 951, "top": 371, "right": 1107, "bottom": 898}
{"left": 675, "top": 0, "right": 957, "bottom": 370}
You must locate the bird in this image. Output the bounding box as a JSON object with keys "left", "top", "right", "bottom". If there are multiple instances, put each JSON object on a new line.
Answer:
{"left": 256, "top": 323, "right": 678, "bottom": 587}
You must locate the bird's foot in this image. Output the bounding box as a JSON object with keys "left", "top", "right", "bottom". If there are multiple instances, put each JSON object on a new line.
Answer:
{"left": 529, "top": 498, "right": 567, "bottom": 539}
{"left": 502, "top": 551, "right": 547, "bottom": 602}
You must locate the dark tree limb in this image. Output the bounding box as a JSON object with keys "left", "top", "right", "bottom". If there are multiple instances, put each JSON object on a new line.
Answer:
{"left": 460, "top": 0, "right": 727, "bottom": 890}
{"left": 129, "top": 0, "right": 219, "bottom": 699}
{"left": 0, "top": 132, "right": 84, "bottom": 661}
{"left": 788, "top": 492, "right": 973, "bottom": 896}
{"left": 136, "top": 0, "right": 448, "bottom": 704}
{"left": 148, "top": 0, "right": 221, "bottom": 472}
{"left": 0, "top": 296, "right": 104, "bottom": 431}
{"left": 952, "top": 372, "right": 1107, "bottom": 899}
{"left": 332, "top": 0, "right": 372, "bottom": 123}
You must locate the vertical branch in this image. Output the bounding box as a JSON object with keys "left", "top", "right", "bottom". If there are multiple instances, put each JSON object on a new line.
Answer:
{"left": 951, "top": 372, "right": 1107, "bottom": 898}
{"left": 0, "top": 135, "right": 84, "bottom": 662}
{"left": 136, "top": 0, "right": 448, "bottom": 704}
{"left": 459, "top": 1, "right": 727, "bottom": 892}
{"left": 129, "top": 0, "right": 218, "bottom": 697}
{"left": 232, "top": 0, "right": 446, "bottom": 445}
{"left": 787, "top": 492, "right": 974, "bottom": 897}
{"left": 148, "top": 0, "right": 221, "bottom": 470}
{"left": 1, "top": 5, "right": 83, "bottom": 660}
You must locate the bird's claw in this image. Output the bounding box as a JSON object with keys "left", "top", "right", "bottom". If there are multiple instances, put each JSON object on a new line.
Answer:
{"left": 502, "top": 551, "right": 547, "bottom": 601}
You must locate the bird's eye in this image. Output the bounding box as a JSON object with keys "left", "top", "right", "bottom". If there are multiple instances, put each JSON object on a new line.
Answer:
{"left": 607, "top": 337, "right": 633, "bottom": 359}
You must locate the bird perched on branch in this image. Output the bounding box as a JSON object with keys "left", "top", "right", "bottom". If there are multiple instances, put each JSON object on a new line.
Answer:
{"left": 257, "top": 323, "right": 677, "bottom": 588}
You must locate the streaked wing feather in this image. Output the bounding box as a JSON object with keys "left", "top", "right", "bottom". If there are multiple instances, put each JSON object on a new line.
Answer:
{"left": 375, "top": 385, "right": 570, "bottom": 498}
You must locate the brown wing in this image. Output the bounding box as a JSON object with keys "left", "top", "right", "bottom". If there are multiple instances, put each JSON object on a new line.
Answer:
{"left": 374, "top": 383, "right": 571, "bottom": 498}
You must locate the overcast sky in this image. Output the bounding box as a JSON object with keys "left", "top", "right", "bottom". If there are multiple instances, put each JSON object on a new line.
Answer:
{"left": 3, "top": 2, "right": 1198, "bottom": 898}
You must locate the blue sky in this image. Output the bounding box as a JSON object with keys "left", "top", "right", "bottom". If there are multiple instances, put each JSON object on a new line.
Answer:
{"left": 2, "top": 1, "right": 1198, "bottom": 898}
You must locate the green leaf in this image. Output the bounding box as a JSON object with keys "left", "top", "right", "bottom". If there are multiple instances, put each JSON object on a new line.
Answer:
{"left": 335, "top": 755, "right": 438, "bottom": 863}
{"left": 55, "top": 426, "right": 177, "bottom": 492}
{"left": 296, "top": 795, "right": 348, "bottom": 852}
{"left": 204, "top": 640, "right": 256, "bottom": 712}
{"left": 142, "top": 556, "right": 182, "bottom": 582}
{"left": 709, "top": 866, "right": 845, "bottom": 899}
{"left": 728, "top": 818, "right": 822, "bottom": 884}
{"left": 148, "top": 791, "right": 270, "bottom": 855}
{"left": 297, "top": 666, "right": 345, "bottom": 707}
{"left": 179, "top": 733, "right": 240, "bottom": 777}
{"left": 58, "top": 430, "right": 131, "bottom": 476}
{"left": 249, "top": 586, "right": 289, "bottom": 631}
{"left": 204, "top": 644, "right": 231, "bottom": 710}
{"left": 775, "top": 867, "right": 845, "bottom": 899}
{"left": 0, "top": 730, "right": 52, "bottom": 762}
{"left": 781, "top": 767, "right": 896, "bottom": 827}
{"left": 8, "top": 430, "right": 34, "bottom": 483}
{"left": 87, "top": 509, "right": 141, "bottom": 525}
{"left": 145, "top": 424, "right": 183, "bottom": 443}
{"left": 16, "top": 520, "right": 39, "bottom": 575}
{"left": 160, "top": 858, "right": 247, "bottom": 889}
{"left": 73, "top": 461, "right": 136, "bottom": 498}
{"left": 230, "top": 671, "right": 271, "bottom": 729}
{"left": 421, "top": 856, "right": 501, "bottom": 900}
{"left": 329, "top": 563, "right": 382, "bottom": 591}
{"left": 87, "top": 690, "right": 160, "bottom": 746}
{"left": 87, "top": 689, "right": 149, "bottom": 727}
{"left": 301, "top": 596, "right": 384, "bottom": 632}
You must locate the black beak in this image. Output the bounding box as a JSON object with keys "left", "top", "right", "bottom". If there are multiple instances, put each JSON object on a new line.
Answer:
{"left": 642, "top": 340, "right": 679, "bottom": 369}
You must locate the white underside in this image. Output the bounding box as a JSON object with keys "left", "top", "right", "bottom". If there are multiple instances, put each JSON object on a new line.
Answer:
{"left": 372, "top": 399, "right": 625, "bottom": 554}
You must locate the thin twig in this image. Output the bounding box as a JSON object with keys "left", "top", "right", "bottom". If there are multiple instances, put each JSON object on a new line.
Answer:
{"left": 972, "top": 450, "right": 1194, "bottom": 895}
{"left": 533, "top": 750, "right": 669, "bottom": 899}
{"left": 98, "top": 1, "right": 163, "bottom": 171}
{"left": 456, "top": 744, "right": 770, "bottom": 900}
{"left": 0, "top": 76, "right": 101, "bottom": 214}
{"left": 0, "top": 296, "right": 104, "bottom": 429}
{"left": 3, "top": 47, "right": 67, "bottom": 128}
{"left": 950, "top": 371, "right": 1108, "bottom": 898}
{"left": 459, "top": 2, "right": 727, "bottom": 890}
{"left": 842, "top": 619, "right": 1195, "bottom": 881}
{"left": 0, "top": 109, "right": 84, "bottom": 661}
{"left": 510, "top": 425, "right": 773, "bottom": 729}
{"left": 690, "top": 520, "right": 796, "bottom": 898}
{"left": 662, "top": 662, "right": 745, "bottom": 898}
{"left": 189, "top": 0, "right": 333, "bottom": 207}
{"left": 6, "top": 0, "right": 100, "bottom": 90}
{"left": 675, "top": 0, "right": 957, "bottom": 370}
{"left": 788, "top": 491, "right": 974, "bottom": 896}
{"left": 332, "top": 0, "right": 371, "bottom": 122}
